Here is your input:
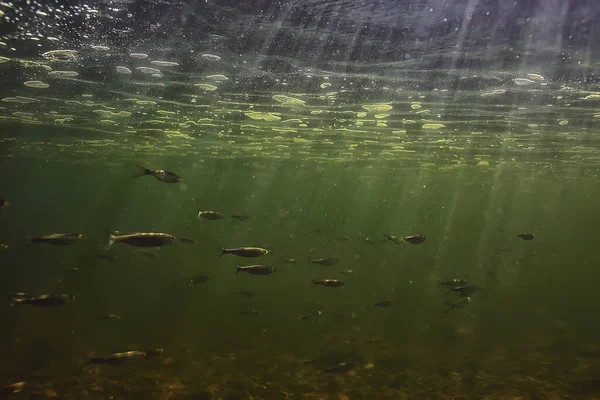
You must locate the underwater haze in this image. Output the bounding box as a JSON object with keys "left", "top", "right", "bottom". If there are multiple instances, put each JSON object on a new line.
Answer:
{"left": 1, "top": 0, "right": 600, "bottom": 399}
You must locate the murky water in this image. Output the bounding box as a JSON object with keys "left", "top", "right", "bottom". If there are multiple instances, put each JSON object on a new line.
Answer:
{"left": 1, "top": 1, "right": 600, "bottom": 399}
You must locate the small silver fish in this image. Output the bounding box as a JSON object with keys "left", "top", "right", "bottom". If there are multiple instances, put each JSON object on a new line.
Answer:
{"left": 108, "top": 232, "right": 176, "bottom": 247}
{"left": 311, "top": 257, "right": 339, "bottom": 266}
{"left": 312, "top": 279, "right": 344, "bottom": 288}
{"left": 29, "top": 233, "right": 85, "bottom": 246}
{"left": 134, "top": 164, "right": 181, "bottom": 183}
{"left": 442, "top": 296, "right": 471, "bottom": 317}
{"left": 517, "top": 233, "right": 535, "bottom": 240}
{"left": 221, "top": 247, "right": 269, "bottom": 257}
{"left": 235, "top": 265, "right": 276, "bottom": 275}
{"left": 11, "top": 293, "right": 75, "bottom": 307}
{"left": 197, "top": 210, "right": 224, "bottom": 220}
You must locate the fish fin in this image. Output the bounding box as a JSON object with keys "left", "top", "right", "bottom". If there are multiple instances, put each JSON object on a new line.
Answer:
{"left": 382, "top": 232, "right": 391, "bottom": 239}
{"left": 133, "top": 164, "right": 149, "bottom": 178}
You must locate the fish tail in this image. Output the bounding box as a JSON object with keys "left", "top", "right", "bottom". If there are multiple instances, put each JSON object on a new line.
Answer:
{"left": 107, "top": 233, "right": 117, "bottom": 247}
{"left": 311, "top": 279, "right": 319, "bottom": 285}
{"left": 235, "top": 266, "right": 241, "bottom": 275}
{"left": 220, "top": 249, "right": 226, "bottom": 257}
{"left": 445, "top": 289, "right": 453, "bottom": 295}
{"left": 10, "top": 299, "right": 22, "bottom": 307}
{"left": 133, "top": 164, "right": 149, "bottom": 178}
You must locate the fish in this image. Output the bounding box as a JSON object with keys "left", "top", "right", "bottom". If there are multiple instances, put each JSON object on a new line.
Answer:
{"left": 100, "top": 314, "right": 122, "bottom": 320}
{"left": 381, "top": 232, "right": 402, "bottom": 244}
{"left": 0, "top": 244, "right": 8, "bottom": 250}
{"left": 374, "top": 300, "right": 393, "bottom": 308}
{"left": 446, "top": 285, "right": 480, "bottom": 297}
{"left": 178, "top": 237, "right": 198, "bottom": 244}
{"left": 517, "top": 233, "right": 535, "bottom": 240}
{"left": 340, "top": 269, "right": 356, "bottom": 275}
{"left": 221, "top": 247, "right": 269, "bottom": 257}
{"left": 336, "top": 235, "right": 351, "bottom": 242}
{"left": 231, "top": 214, "right": 250, "bottom": 221}
{"left": 197, "top": 210, "right": 224, "bottom": 220}
{"left": 322, "top": 361, "right": 357, "bottom": 374}
{"left": 235, "top": 265, "right": 276, "bottom": 275}
{"left": 405, "top": 234, "right": 427, "bottom": 244}
{"left": 1, "top": 381, "right": 26, "bottom": 395}
{"left": 283, "top": 258, "right": 297, "bottom": 264}
{"left": 28, "top": 233, "right": 85, "bottom": 246}
{"left": 134, "top": 164, "right": 181, "bottom": 183}
{"left": 439, "top": 279, "right": 469, "bottom": 289}
{"left": 108, "top": 232, "right": 177, "bottom": 247}
{"left": 83, "top": 348, "right": 163, "bottom": 366}
{"left": 189, "top": 275, "right": 211, "bottom": 285}
{"left": 311, "top": 257, "right": 340, "bottom": 266}
{"left": 61, "top": 267, "right": 80, "bottom": 272}
{"left": 135, "top": 249, "right": 157, "bottom": 258}
{"left": 442, "top": 296, "right": 471, "bottom": 317}
{"left": 300, "top": 311, "right": 322, "bottom": 320}
{"left": 11, "top": 293, "right": 75, "bottom": 307}
{"left": 312, "top": 279, "right": 345, "bottom": 287}
{"left": 0, "top": 199, "right": 9, "bottom": 209}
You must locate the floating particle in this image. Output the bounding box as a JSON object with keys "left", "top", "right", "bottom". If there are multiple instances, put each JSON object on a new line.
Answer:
{"left": 526, "top": 73, "right": 544, "bottom": 81}
{"left": 356, "top": 112, "right": 367, "bottom": 118}
{"left": 374, "top": 114, "right": 390, "bottom": 119}
{"left": 150, "top": 60, "right": 179, "bottom": 67}
{"left": 129, "top": 53, "right": 149, "bottom": 59}
{"left": 201, "top": 54, "right": 221, "bottom": 61}
{"left": 48, "top": 70, "right": 79, "bottom": 77}
{"left": 272, "top": 95, "right": 305, "bottom": 106}
{"left": 362, "top": 103, "right": 393, "bottom": 112}
{"left": 99, "top": 119, "right": 117, "bottom": 125}
{"left": 194, "top": 83, "right": 218, "bottom": 91}
{"left": 514, "top": 78, "right": 535, "bottom": 86}
{"left": 116, "top": 66, "right": 132, "bottom": 74}
{"left": 245, "top": 112, "right": 281, "bottom": 121}
{"left": 476, "top": 160, "right": 490, "bottom": 167}
{"left": 320, "top": 82, "right": 331, "bottom": 89}
{"left": 481, "top": 89, "right": 506, "bottom": 97}
{"left": 558, "top": 120, "right": 568, "bottom": 126}
{"left": 41, "top": 50, "right": 77, "bottom": 61}
{"left": 410, "top": 103, "right": 422, "bottom": 110}
{"left": 151, "top": 73, "right": 163, "bottom": 78}
{"left": 91, "top": 45, "right": 110, "bottom": 51}
{"left": 135, "top": 66, "right": 161, "bottom": 74}
{"left": 422, "top": 123, "right": 446, "bottom": 129}
{"left": 206, "top": 74, "right": 229, "bottom": 82}
{"left": 24, "top": 81, "right": 49, "bottom": 89}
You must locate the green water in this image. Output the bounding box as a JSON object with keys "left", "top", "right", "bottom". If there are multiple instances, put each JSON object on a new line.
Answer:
{"left": 2, "top": 145, "right": 600, "bottom": 398}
